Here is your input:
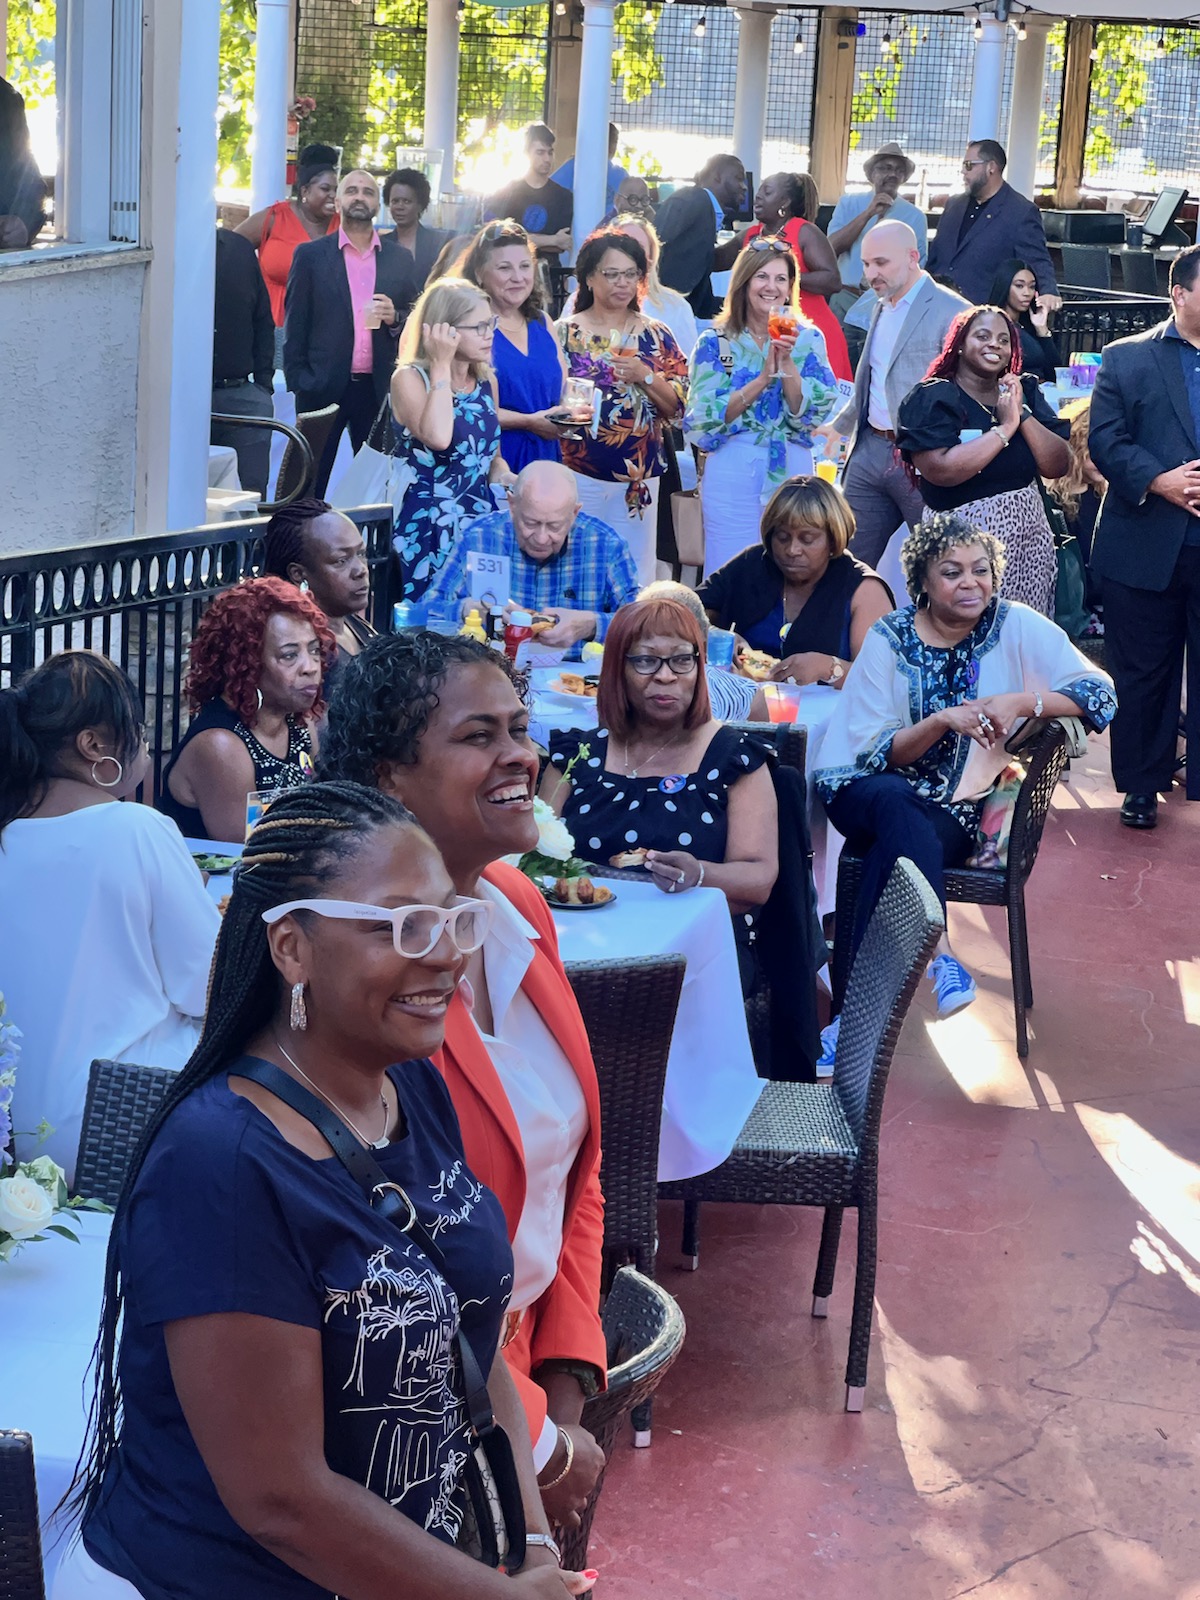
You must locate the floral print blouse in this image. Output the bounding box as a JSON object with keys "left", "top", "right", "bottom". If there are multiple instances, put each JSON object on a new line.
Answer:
{"left": 553, "top": 315, "right": 688, "bottom": 516}
{"left": 684, "top": 325, "right": 839, "bottom": 492}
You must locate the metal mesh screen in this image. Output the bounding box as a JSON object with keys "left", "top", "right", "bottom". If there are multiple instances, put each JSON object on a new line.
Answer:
{"left": 1036, "top": 21, "right": 1065, "bottom": 188}
{"left": 1085, "top": 25, "right": 1200, "bottom": 190}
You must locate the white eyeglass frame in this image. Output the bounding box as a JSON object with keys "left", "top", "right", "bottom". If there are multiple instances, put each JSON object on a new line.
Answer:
{"left": 261, "top": 897, "right": 494, "bottom": 957}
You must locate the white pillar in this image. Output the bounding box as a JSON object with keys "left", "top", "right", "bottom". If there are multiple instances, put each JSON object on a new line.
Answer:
{"left": 968, "top": 18, "right": 1007, "bottom": 143}
{"left": 424, "top": 0, "right": 460, "bottom": 193}
{"left": 250, "top": 0, "right": 291, "bottom": 212}
{"left": 1005, "top": 15, "right": 1054, "bottom": 199}
{"left": 732, "top": 9, "right": 775, "bottom": 186}
{"left": 573, "top": 0, "right": 615, "bottom": 247}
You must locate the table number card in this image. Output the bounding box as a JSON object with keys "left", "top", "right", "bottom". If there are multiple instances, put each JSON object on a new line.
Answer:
{"left": 466, "top": 551, "right": 510, "bottom": 608}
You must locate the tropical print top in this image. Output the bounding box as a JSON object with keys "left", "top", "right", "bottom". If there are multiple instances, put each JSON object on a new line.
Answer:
{"left": 684, "top": 324, "right": 839, "bottom": 494}
{"left": 553, "top": 315, "right": 688, "bottom": 516}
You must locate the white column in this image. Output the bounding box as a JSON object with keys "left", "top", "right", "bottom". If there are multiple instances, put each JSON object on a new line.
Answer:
{"left": 424, "top": 0, "right": 460, "bottom": 193}
{"left": 60, "top": 0, "right": 114, "bottom": 241}
{"left": 968, "top": 17, "right": 1007, "bottom": 143}
{"left": 732, "top": 9, "right": 775, "bottom": 185}
{"left": 250, "top": 0, "right": 291, "bottom": 212}
{"left": 573, "top": 0, "right": 615, "bottom": 247}
{"left": 1005, "top": 15, "right": 1054, "bottom": 199}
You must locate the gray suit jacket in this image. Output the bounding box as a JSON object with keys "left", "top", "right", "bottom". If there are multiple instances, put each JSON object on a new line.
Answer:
{"left": 832, "top": 274, "right": 971, "bottom": 452}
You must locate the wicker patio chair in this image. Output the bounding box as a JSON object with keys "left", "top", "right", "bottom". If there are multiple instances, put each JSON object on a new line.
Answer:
{"left": 556, "top": 1269, "right": 686, "bottom": 1573}
{"left": 659, "top": 857, "right": 943, "bottom": 1412}
{"left": 0, "top": 1431, "right": 44, "bottom": 1600}
{"left": 564, "top": 955, "right": 685, "bottom": 1288}
{"left": 829, "top": 719, "right": 1070, "bottom": 1058}
{"left": 74, "top": 1060, "right": 176, "bottom": 1206}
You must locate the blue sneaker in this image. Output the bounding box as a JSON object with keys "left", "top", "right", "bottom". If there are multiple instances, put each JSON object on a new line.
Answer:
{"left": 816, "top": 1014, "right": 840, "bottom": 1079}
{"left": 929, "top": 953, "right": 977, "bottom": 1017}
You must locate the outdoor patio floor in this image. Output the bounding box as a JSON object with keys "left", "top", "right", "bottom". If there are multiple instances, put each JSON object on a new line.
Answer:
{"left": 589, "top": 737, "right": 1200, "bottom": 1600}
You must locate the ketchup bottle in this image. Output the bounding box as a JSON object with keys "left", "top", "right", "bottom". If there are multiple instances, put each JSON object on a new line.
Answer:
{"left": 504, "top": 610, "right": 533, "bottom": 662}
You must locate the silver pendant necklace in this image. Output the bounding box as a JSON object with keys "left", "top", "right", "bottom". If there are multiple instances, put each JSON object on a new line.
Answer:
{"left": 275, "top": 1035, "right": 391, "bottom": 1150}
{"left": 622, "top": 731, "right": 682, "bottom": 779}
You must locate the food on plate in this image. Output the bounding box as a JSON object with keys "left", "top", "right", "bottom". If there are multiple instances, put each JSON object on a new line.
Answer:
{"left": 554, "top": 672, "right": 600, "bottom": 698}
{"left": 608, "top": 848, "right": 648, "bottom": 869}
{"left": 547, "top": 875, "right": 614, "bottom": 907}
{"left": 736, "top": 647, "right": 775, "bottom": 682}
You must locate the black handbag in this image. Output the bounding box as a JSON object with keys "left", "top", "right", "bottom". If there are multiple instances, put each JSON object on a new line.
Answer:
{"left": 234, "top": 1058, "right": 526, "bottom": 1573}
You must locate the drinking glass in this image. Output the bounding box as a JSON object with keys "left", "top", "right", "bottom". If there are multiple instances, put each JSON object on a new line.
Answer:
{"left": 762, "top": 682, "right": 802, "bottom": 724}
{"left": 563, "top": 375, "right": 596, "bottom": 423}
{"left": 815, "top": 458, "right": 838, "bottom": 485}
{"left": 768, "top": 311, "right": 798, "bottom": 341}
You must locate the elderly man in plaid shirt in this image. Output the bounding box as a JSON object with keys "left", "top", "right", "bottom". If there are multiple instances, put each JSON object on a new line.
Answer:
{"left": 422, "top": 460, "right": 640, "bottom": 650}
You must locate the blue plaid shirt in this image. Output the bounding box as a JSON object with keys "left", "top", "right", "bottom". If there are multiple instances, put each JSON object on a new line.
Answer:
{"left": 421, "top": 508, "right": 640, "bottom": 643}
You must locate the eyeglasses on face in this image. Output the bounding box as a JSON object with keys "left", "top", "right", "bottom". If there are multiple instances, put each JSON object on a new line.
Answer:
{"left": 748, "top": 236, "right": 793, "bottom": 255}
{"left": 961, "top": 159, "right": 988, "bottom": 171}
{"left": 456, "top": 315, "right": 500, "bottom": 336}
{"left": 261, "top": 897, "right": 494, "bottom": 957}
{"left": 625, "top": 651, "right": 699, "bottom": 676}
{"left": 597, "top": 267, "right": 641, "bottom": 284}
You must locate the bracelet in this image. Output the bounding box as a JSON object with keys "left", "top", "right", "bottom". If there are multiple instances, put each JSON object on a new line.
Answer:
{"left": 992, "top": 426, "right": 1011, "bottom": 448}
{"left": 1033, "top": 691, "right": 1044, "bottom": 718}
{"left": 524, "top": 1534, "right": 563, "bottom": 1566}
{"left": 694, "top": 863, "right": 705, "bottom": 889}
{"left": 537, "top": 1426, "right": 575, "bottom": 1490}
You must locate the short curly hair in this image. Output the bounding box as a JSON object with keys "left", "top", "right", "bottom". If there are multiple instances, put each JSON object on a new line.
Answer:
{"left": 184, "top": 576, "right": 337, "bottom": 724}
{"left": 318, "top": 630, "right": 527, "bottom": 787}
{"left": 900, "top": 512, "right": 1007, "bottom": 599}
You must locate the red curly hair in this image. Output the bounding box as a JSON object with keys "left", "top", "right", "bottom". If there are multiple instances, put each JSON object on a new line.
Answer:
{"left": 925, "top": 304, "right": 1024, "bottom": 382}
{"left": 597, "top": 599, "right": 711, "bottom": 742}
{"left": 184, "top": 576, "right": 337, "bottom": 724}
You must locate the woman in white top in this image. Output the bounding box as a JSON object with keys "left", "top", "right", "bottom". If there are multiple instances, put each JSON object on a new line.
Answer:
{"left": 0, "top": 652, "right": 220, "bottom": 1181}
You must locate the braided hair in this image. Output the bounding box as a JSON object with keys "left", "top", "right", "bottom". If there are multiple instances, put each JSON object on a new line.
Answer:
{"left": 261, "top": 496, "right": 333, "bottom": 581}
{"left": 67, "top": 780, "right": 421, "bottom": 1523}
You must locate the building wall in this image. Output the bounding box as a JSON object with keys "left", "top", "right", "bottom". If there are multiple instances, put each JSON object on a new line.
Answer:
{"left": 0, "top": 250, "right": 148, "bottom": 557}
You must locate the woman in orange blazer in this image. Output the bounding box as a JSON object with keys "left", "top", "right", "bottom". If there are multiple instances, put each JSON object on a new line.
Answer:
{"left": 320, "top": 629, "right": 608, "bottom": 1532}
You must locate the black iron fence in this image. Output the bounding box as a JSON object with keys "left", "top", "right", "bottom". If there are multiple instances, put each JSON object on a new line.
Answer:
{"left": 1053, "top": 286, "right": 1169, "bottom": 362}
{"left": 0, "top": 506, "right": 396, "bottom": 804}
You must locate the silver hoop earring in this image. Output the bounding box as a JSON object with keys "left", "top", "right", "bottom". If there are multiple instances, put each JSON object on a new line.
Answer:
{"left": 290, "top": 981, "right": 308, "bottom": 1031}
{"left": 256, "top": 687, "right": 264, "bottom": 712}
{"left": 91, "top": 755, "right": 124, "bottom": 788}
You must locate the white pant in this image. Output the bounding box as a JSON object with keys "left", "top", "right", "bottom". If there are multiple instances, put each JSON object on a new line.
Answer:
{"left": 52, "top": 1538, "right": 144, "bottom": 1599}
{"left": 570, "top": 472, "right": 661, "bottom": 589}
{"left": 699, "top": 434, "right": 814, "bottom": 578}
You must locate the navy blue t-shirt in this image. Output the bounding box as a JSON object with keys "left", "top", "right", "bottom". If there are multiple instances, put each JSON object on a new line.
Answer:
{"left": 83, "top": 1057, "right": 513, "bottom": 1600}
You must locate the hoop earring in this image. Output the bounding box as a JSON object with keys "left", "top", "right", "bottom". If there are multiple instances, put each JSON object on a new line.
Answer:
{"left": 290, "top": 981, "right": 308, "bottom": 1031}
{"left": 256, "top": 687, "right": 264, "bottom": 712}
{"left": 91, "top": 755, "right": 124, "bottom": 788}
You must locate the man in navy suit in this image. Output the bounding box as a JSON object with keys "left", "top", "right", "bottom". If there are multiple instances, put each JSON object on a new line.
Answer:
{"left": 927, "top": 140, "right": 1060, "bottom": 311}
{"left": 283, "top": 169, "right": 420, "bottom": 494}
{"left": 1088, "top": 244, "right": 1200, "bottom": 827}
{"left": 656, "top": 154, "right": 746, "bottom": 319}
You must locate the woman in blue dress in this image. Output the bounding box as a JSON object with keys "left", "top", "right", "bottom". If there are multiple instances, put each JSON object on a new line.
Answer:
{"left": 391, "top": 278, "right": 513, "bottom": 601}
{"left": 457, "top": 221, "right": 568, "bottom": 473}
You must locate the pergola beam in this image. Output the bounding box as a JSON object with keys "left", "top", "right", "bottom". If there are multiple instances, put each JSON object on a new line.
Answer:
{"left": 810, "top": 6, "right": 858, "bottom": 202}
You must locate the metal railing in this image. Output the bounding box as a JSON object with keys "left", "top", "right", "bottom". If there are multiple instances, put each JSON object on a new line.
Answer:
{"left": 0, "top": 505, "right": 396, "bottom": 804}
{"left": 1053, "top": 285, "right": 1169, "bottom": 362}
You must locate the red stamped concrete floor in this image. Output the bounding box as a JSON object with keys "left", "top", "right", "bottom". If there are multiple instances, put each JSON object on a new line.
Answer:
{"left": 588, "top": 738, "right": 1200, "bottom": 1600}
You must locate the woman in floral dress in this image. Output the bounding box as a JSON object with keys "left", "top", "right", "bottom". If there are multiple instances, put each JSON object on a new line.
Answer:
{"left": 391, "top": 278, "right": 513, "bottom": 601}
{"left": 555, "top": 228, "right": 688, "bottom": 586}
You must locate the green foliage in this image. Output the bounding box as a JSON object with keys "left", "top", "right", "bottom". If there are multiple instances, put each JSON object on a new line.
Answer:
{"left": 5, "top": 0, "right": 56, "bottom": 110}
{"left": 849, "top": 21, "right": 912, "bottom": 150}
{"left": 613, "top": 6, "right": 664, "bottom": 104}
{"left": 218, "top": 0, "right": 258, "bottom": 186}
{"left": 1037, "top": 22, "right": 1066, "bottom": 168}
{"left": 1085, "top": 25, "right": 1200, "bottom": 177}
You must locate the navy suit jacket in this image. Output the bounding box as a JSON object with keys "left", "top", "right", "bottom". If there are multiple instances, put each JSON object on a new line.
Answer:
{"left": 283, "top": 232, "right": 420, "bottom": 409}
{"left": 1088, "top": 319, "right": 1197, "bottom": 593}
{"left": 926, "top": 181, "right": 1057, "bottom": 305}
{"left": 656, "top": 184, "right": 722, "bottom": 318}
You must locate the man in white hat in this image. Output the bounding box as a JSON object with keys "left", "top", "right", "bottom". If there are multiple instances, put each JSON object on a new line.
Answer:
{"left": 828, "top": 143, "right": 928, "bottom": 334}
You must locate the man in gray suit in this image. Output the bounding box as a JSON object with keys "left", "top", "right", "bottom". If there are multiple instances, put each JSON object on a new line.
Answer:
{"left": 819, "top": 221, "right": 970, "bottom": 566}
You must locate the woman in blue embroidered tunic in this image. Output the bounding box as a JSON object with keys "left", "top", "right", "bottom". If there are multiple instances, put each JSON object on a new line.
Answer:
{"left": 63, "top": 783, "right": 588, "bottom": 1600}
{"left": 685, "top": 237, "right": 839, "bottom": 579}
{"left": 815, "top": 513, "right": 1115, "bottom": 1053}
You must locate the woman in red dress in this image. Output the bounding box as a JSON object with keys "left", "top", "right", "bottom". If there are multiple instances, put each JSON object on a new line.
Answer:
{"left": 236, "top": 143, "right": 340, "bottom": 330}
{"left": 741, "top": 172, "right": 852, "bottom": 385}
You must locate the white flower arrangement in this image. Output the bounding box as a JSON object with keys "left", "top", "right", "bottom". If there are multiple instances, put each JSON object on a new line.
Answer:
{"left": 0, "top": 991, "right": 110, "bottom": 1264}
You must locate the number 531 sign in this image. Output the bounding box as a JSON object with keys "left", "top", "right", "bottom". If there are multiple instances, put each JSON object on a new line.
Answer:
{"left": 466, "top": 551, "right": 510, "bottom": 607}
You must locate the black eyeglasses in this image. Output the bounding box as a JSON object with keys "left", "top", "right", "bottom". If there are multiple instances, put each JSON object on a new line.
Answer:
{"left": 747, "top": 236, "right": 793, "bottom": 256}
{"left": 626, "top": 651, "right": 699, "bottom": 676}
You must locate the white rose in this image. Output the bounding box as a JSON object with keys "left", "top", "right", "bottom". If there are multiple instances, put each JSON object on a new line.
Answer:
{"left": 533, "top": 799, "right": 575, "bottom": 863}
{"left": 0, "top": 1173, "right": 55, "bottom": 1240}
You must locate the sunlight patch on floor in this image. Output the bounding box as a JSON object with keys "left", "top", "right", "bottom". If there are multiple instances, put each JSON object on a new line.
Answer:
{"left": 1167, "top": 958, "right": 1200, "bottom": 1027}
{"left": 925, "top": 1007, "right": 1042, "bottom": 1108}
{"left": 1077, "top": 1104, "right": 1200, "bottom": 1273}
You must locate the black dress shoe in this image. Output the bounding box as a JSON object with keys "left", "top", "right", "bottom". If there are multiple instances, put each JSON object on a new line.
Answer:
{"left": 1120, "top": 793, "right": 1158, "bottom": 829}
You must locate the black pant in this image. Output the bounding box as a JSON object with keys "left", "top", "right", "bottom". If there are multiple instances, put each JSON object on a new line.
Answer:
{"left": 297, "top": 374, "right": 381, "bottom": 497}
{"left": 1102, "top": 544, "right": 1200, "bottom": 798}
{"left": 210, "top": 380, "right": 274, "bottom": 496}
{"left": 826, "top": 775, "right": 974, "bottom": 964}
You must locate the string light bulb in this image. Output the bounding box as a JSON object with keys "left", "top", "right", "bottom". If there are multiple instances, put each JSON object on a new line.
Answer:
{"left": 642, "top": 3, "right": 653, "bottom": 19}
{"left": 973, "top": 17, "right": 982, "bottom": 41}
{"left": 793, "top": 21, "right": 804, "bottom": 53}
{"left": 1155, "top": 29, "right": 1167, "bottom": 56}
{"left": 1016, "top": 15, "right": 1027, "bottom": 39}
{"left": 554, "top": 0, "right": 566, "bottom": 13}
{"left": 881, "top": 14, "right": 893, "bottom": 52}
{"left": 1089, "top": 41, "right": 1098, "bottom": 59}
{"left": 694, "top": 10, "right": 707, "bottom": 37}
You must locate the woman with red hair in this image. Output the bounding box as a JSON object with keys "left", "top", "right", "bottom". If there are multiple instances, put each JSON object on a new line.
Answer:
{"left": 540, "top": 598, "right": 778, "bottom": 952}
{"left": 160, "top": 576, "right": 336, "bottom": 843}
{"left": 896, "top": 305, "right": 1070, "bottom": 614}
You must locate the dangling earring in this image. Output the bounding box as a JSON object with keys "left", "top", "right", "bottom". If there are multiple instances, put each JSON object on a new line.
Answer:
{"left": 256, "top": 687, "right": 264, "bottom": 711}
{"left": 299, "top": 579, "right": 310, "bottom": 595}
{"left": 290, "top": 981, "right": 308, "bottom": 1031}
{"left": 91, "top": 755, "right": 124, "bottom": 788}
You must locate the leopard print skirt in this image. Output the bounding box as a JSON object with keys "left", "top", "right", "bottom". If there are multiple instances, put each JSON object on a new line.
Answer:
{"left": 924, "top": 482, "right": 1056, "bottom": 616}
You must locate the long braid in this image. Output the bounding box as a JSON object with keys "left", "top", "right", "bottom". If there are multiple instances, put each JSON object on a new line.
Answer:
{"left": 67, "top": 780, "right": 420, "bottom": 1523}
{"left": 261, "top": 496, "right": 332, "bottom": 578}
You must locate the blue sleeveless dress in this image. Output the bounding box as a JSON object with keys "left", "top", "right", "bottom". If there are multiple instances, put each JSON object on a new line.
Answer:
{"left": 492, "top": 318, "right": 563, "bottom": 472}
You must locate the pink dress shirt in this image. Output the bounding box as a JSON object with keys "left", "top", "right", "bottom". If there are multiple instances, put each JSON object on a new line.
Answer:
{"left": 339, "top": 226, "right": 380, "bottom": 374}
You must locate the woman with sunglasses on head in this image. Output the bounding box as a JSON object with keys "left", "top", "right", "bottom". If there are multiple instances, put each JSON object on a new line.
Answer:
{"left": 554, "top": 227, "right": 688, "bottom": 586}
{"left": 456, "top": 222, "right": 569, "bottom": 472}
{"left": 686, "top": 238, "right": 839, "bottom": 579}
{"left": 61, "top": 781, "right": 593, "bottom": 1600}
{"left": 320, "top": 633, "right": 608, "bottom": 1537}
{"left": 392, "top": 278, "right": 514, "bottom": 600}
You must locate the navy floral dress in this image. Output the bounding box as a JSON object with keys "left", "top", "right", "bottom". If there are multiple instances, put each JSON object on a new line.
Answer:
{"left": 393, "top": 372, "right": 501, "bottom": 600}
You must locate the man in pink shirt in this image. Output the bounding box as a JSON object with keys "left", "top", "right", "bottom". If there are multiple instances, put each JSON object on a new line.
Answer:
{"left": 284, "top": 169, "right": 420, "bottom": 494}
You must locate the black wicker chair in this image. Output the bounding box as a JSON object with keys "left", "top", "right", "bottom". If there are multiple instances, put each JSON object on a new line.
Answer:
{"left": 829, "top": 719, "right": 1070, "bottom": 1059}
{"left": 0, "top": 1431, "right": 44, "bottom": 1600}
{"left": 556, "top": 1269, "right": 686, "bottom": 1572}
{"left": 564, "top": 955, "right": 685, "bottom": 1288}
{"left": 74, "top": 1059, "right": 176, "bottom": 1205}
{"left": 660, "top": 857, "right": 943, "bottom": 1412}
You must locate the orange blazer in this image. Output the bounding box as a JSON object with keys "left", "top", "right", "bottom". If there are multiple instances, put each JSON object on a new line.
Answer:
{"left": 433, "top": 862, "right": 607, "bottom": 1443}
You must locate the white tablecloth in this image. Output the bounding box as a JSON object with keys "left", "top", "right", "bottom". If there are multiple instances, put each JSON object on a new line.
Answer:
{"left": 207, "top": 444, "right": 241, "bottom": 489}
{"left": 7, "top": 1212, "right": 114, "bottom": 1582}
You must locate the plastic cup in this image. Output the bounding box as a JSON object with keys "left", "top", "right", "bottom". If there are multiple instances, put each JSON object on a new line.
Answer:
{"left": 815, "top": 458, "right": 838, "bottom": 485}
{"left": 245, "top": 788, "right": 280, "bottom": 840}
{"left": 707, "top": 628, "right": 736, "bottom": 670}
{"left": 763, "top": 682, "right": 802, "bottom": 724}
{"left": 362, "top": 303, "right": 382, "bottom": 330}
{"left": 1054, "top": 366, "right": 1073, "bottom": 388}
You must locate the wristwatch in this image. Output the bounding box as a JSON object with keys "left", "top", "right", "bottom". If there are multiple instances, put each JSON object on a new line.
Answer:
{"left": 828, "top": 658, "right": 844, "bottom": 683}
{"left": 1033, "top": 691, "right": 1044, "bottom": 718}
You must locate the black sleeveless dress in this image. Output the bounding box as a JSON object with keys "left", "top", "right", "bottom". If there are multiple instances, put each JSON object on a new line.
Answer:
{"left": 158, "top": 699, "right": 314, "bottom": 839}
